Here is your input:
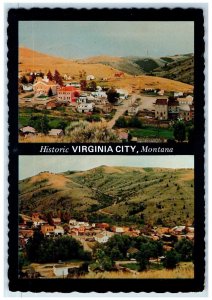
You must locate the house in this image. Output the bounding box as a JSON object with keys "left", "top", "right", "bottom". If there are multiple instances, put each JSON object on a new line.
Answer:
{"left": 177, "top": 96, "right": 193, "bottom": 105}
{"left": 154, "top": 98, "right": 168, "bottom": 120}
{"left": 171, "top": 226, "right": 186, "bottom": 235}
{"left": 168, "top": 99, "right": 179, "bottom": 120}
{"left": 54, "top": 226, "right": 64, "bottom": 236}
{"left": 53, "top": 265, "right": 70, "bottom": 277}
{"left": 19, "top": 126, "right": 37, "bottom": 136}
{"left": 95, "top": 233, "right": 110, "bottom": 244}
{"left": 96, "top": 223, "right": 110, "bottom": 230}
{"left": 128, "top": 105, "right": 139, "bottom": 116}
{"left": 69, "top": 219, "right": 77, "bottom": 227}
{"left": 86, "top": 74, "right": 95, "bottom": 81}
{"left": 33, "top": 80, "right": 58, "bottom": 96}
{"left": 174, "top": 91, "right": 183, "bottom": 98}
{"left": 22, "top": 83, "right": 33, "bottom": 92}
{"left": 77, "top": 103, "right": 94, "bottom": 113}
{"left": 91, "top": 91, "right": 107, "bottom": 98}
{"left": 189, "top": 104, "right": 194, "bottom": 120}
{"left": 126, "top": 247, "right": 139, "bottom": 258}
{"left": 118, "top": 131, "right": 128, "bottom": 142}
{"left": 179, "top": 105, "right": 192, "bottom": 121}
{"left": 19, "top": 229, "right": 34, "bottom": 239}
{"left": 57, "top": 86, "right": 80, "bottom": 103}
{"left": 41, "top": 224, "right": 55, "bottom": 236}
{"left": 48, "top": 129, "right": 64, "bottom": 137}
{"left": 67, "top": 82, "right": 81, "bottom": 88}
{"left": 52, "top": 217, "right": 61, "bottom": 225}
{"left": 111, "top": 226, "right": 125, "bottom": 234}
{"left": 116, "top": 89, "right": 128, "bottom": 99}
{"left": 46, "top": 100, "right": 59, "bottom": 110}
{"left": 157, "top": 89, "right": 164, "bottom": 96}
{"left": 114, "top": 72, "right": 124, "bottom": 78}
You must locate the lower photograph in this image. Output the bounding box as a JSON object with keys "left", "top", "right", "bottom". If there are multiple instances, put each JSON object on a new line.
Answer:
{"left": 11, "top": 155, "right": 204, "bottom": 292}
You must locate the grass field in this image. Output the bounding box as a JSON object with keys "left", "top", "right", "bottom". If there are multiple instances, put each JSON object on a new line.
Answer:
{"left": 130, "top": 127, "right": 174, "bottom": 140}
{"left": 82, "top": 262, "right": 194, "bottom": 279}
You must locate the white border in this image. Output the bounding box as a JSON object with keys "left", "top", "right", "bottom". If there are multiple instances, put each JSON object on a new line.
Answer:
{"left": 1, "top": 1, "right": 209, "bottom": 299}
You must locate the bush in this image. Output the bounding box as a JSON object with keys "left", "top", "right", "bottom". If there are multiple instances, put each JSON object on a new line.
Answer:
{"left": 163, "top": 250, "right": 179, "bottom": 269}
{"left": 174, "top": 238, "right": 193, "bottom": 261}
{"left": 115, "top": 116, "right": 127, "bottom": 128}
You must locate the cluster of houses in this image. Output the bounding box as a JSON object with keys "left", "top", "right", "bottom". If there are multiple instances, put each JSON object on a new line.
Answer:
{"left": 19, "top": 212, "right": 194, "bottom": 254}
{"left": 154, "top": 95, "right": 194, "bottom": 121}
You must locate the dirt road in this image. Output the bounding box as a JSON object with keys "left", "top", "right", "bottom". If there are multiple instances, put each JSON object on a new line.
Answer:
{"left": 107, "top": 94, "right": 137, "bottom": 129}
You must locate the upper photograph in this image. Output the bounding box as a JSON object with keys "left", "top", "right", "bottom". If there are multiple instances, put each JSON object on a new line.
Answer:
{"left": 18, "top": 21, "right": 194, "bottom": 143}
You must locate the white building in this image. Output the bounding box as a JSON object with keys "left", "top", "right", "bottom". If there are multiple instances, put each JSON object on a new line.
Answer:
{"left": 54, "top": 226, "right": 64, "bottom": 236}
{"left": 116, "top": 89, "right": 129, "bottom": 99}
{"left": 53, "top": 265, "right": 69, "bottom": 277}
{"left": 77, "top": 103, "right": 94, "bottom": 113}
{"left": 95, "top": 233, "right": 110, "bottom": 244}
{"left": 86, "top": 74, "right": 95, "bottom": 81}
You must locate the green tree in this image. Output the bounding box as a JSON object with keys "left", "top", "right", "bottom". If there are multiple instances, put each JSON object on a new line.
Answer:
{"left": 54, "top": 70, "right": 63, "bottom": 86}
{"left": 107, "top": 88, "right": 119, "bottom": 104}
{"left": 48, "top": 87, "right": 53, "bottom": 97}
{"left": 80, "top": 80, "right": 87, "bottom": 91}
{"left": 163, "top": 250, "right": 179, "bottom": 269}
{"left": 87, "top": 81, "right": 97, "bottom": 91}
{"left": 128, "top": 116, "right": 143, "bottom": 128}
{"left": 173, "top": 120, "right": 186, "bottom": 142}
{"left": 174, "top": 238, "right": 193, "bottom": 261}
{"left": 47, "top": 70, "right": 53, "bottom": 81}
{"left": 115, "top": 116, "right": 127, "bottom": 128}
{"left": 21, "top": 75, "right": 28, "bottom": 84}
{"left": 136, "top": 250, "right": 149, "bottom": 271}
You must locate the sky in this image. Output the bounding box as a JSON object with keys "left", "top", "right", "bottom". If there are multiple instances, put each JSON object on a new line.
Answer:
{"left": 19, "top": 155, "right": 194, "bottom": 180}
{"left": 19, "top": 21, "right": 194, "bottom": 59}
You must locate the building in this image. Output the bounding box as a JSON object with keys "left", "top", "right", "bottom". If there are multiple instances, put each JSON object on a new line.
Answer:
{"left": 57, "top": 86, "right": 80, "bottom": 103}
{"left": 174, "top": 91, "right": 183, "bottom": 98}
{"left": 179, "top": 105, "right": 192, "bottom": 121}
{"left": 22, "top": 83, "right": 33, "bottom": 92}
{"left": 54, "top": 226, "right": 64, "bottom": 236}
{"left": 48, "top": 129, "right": 64, "bottom": 137}
{"left": 177, "top": 96, "right": 193, "bottom": 105}
{"left": 86, "top": 74, "right": 95, "bottom": 81}
{"left": 155, "top": 98, "right": 168, "bottom": 120}
{"left": 168, "top": 99, "right": 180, "bottom": 120}
{"left": 19, "top": 126, "right": 37, "bottom": 136}
{"left": 95, "top": 233, "right": 110, "bottom": 244}
{"left": 77, "top": 103, "right": 94, "bottom": 113}
{"left": 128, "top": 105, "right": 139, "bottom": 116}
{"left": 116, "top": 89, "right": 128, "bottom": 99}
{"left": 33, "top": 80, "right": 58, "bottom": 96}
{"left": 41, "top": 224, "right": 55, "bottom": 236}
{"left": 46, "top": 100, "right": 60, "bottom": 110}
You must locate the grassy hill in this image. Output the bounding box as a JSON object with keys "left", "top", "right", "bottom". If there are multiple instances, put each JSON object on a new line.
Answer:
{"left": 19, "top": 48, "right": 193, "bottom": 92}
{"left": 153, "top": 55, "right": 194, "bottom": 84}
{"left": 19, "top": 47, "right": 131, "bottom": 79}
{"left": 79, "top": 54, "right": 194, "bottom": 84}
{"left": 19, "top": 166, "right": 194, "bottom": 226}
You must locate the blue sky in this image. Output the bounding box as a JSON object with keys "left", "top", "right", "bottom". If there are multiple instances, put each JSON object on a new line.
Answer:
{"left": 19, "top": 155, "right": 194, "bottom": 180}
{"left": 19, "top": 21, "right": 194, "bottom": 59}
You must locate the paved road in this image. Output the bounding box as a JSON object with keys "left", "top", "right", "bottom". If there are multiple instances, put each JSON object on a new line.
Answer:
{"left": 107, "top": 93, "right": 138, "bottom": 129}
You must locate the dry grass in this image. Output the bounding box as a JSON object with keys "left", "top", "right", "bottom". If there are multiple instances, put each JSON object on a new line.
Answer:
{"left": 19, "top": 48, "right": 193, "bottom": 93}
{"left": 19, "top": 47, "right": 126, "bottom": 78}
{"left": 82, "top": 262, "right": 194, "bottom": 279}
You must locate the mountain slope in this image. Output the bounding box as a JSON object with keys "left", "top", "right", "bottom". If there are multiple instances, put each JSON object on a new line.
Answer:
{"left": 19, "top": 47, "right": 131, "bottom": 78}
{"left": 153, "top": 55, "right": 194, "bottom": 84}
{"left": 19, "top": 166, "right": 194, "bottom": 226}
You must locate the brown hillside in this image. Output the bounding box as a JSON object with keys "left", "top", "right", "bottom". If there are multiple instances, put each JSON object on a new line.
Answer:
{"left": 19, "top": 47, "right": 130, "bottom": 78}
{"left": 19, "top": 47, "right": 193, "bottom": 92}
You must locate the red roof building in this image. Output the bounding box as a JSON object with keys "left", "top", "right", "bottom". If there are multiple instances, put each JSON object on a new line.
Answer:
{"left": 57, "top": 86, "right": 80, "bottom": 103}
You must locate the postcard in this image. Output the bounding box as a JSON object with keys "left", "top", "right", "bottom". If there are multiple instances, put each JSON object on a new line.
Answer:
{"left": 7, "top": 7, "right": 206, "bottom": 293}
